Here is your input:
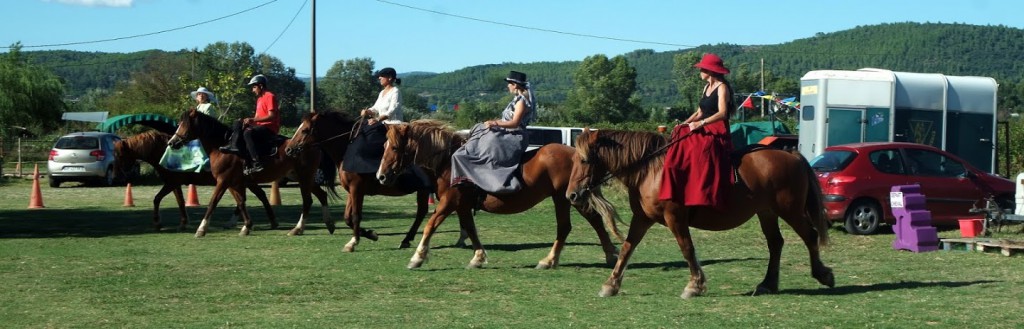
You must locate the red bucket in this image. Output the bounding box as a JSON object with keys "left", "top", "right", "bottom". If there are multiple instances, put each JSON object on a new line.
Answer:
{"left": 958, "top": 218, "right": 983, "bottom": 238}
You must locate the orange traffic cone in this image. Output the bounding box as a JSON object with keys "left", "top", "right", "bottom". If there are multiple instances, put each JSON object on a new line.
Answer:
{"left": 270, "top": 181, "right": 281, "bottom": 206}
{"left": 123, "top": 183, "right": 135, "bottom": 207}
{"left": 185, "top": 184, "right": 201, "bottom": 207}
{"left": 28, "top": 164, "right": 45, "bottom": 209}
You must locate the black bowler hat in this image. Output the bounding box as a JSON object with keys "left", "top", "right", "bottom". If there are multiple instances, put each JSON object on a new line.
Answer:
{"left": 504, "top": 71, "right": 527, "bottom": 85}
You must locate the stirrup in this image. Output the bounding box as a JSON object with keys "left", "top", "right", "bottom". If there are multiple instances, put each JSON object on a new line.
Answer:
{"left": 244, "top": 163, "right": 264, "bottom": 176}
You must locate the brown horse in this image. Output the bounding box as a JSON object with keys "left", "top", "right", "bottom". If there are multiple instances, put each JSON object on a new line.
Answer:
{"left": 113, "top": 130, "right": 277, "bottom": 231}
{"left": 168, "top": 109, "right": 335, "bottom": 237}
{"left": 288, "top": 111, "right": 437, "bottom": 251}
{"left": 566, "top": 129, "right": 834, "bottom": 298}
{"left": 376, "top": 120, "right": 622, "bottom": 269}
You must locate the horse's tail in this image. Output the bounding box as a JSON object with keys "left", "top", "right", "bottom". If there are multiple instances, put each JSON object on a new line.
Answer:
{"left": 796, "top": 151, "right": 830, "bottom": 247}
{"left": 317, "top": 150, "right": 342, "bottom": 201}
{"left": 588, "top": 186, "right": 625, "bottom": 243}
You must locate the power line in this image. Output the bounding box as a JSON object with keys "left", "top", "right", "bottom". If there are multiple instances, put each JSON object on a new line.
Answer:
{"left": 374, "top": 0, "right": 699, "bottom": 48}
{"left": 5, "top": 0, "right": 278, "bottom": 49}
{"left": 261, "top": 0, "right": 308, "bottom": 55}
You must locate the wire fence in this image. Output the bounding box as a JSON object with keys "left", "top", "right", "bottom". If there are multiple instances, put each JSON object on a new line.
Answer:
{"left": 0, "top": 138, "right": 56, "bottom": 177}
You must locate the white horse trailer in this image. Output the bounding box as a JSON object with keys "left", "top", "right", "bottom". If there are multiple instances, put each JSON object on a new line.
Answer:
{"left": 798, "top": 68, "right": 998, "bottom": 173}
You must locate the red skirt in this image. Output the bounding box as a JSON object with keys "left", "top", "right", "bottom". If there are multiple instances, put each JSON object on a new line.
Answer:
{"left": 658, "top": 121, "right": 732, "bottom": 210}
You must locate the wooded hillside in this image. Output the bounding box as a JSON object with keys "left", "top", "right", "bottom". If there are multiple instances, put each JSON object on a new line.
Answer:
{"left": 20, "top": 22, "right": 1024, "bottom": 109}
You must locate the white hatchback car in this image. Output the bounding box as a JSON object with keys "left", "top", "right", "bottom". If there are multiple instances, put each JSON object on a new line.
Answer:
{"left": 47, "top": 132, "right": 122, "bottom": 187}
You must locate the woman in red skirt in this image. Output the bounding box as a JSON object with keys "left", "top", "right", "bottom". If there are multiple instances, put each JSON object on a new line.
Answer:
{"left": 660, "top": 53, "right": 734, "bottom": 211}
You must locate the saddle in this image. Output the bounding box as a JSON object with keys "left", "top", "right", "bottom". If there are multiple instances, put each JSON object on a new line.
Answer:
{"left": 223, "top": 132, "right": 289, "bottom": 161}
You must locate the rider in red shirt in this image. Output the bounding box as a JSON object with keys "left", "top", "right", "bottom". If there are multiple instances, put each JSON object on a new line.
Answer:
{"left": 220, "top": 74, "right": 279, "bottom": 175}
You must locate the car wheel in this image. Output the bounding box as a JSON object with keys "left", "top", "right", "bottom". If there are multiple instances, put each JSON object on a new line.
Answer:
{"left": 49, "top": 176, "right": 61, "bottom": 188}
{"left": 314, "top": 168, "right": 326, "bottom": 185}
{"left": 994, "top": 195, "right": 1015, "bottom": 213}
{"left": 844, "top": 200, "right": 881, "bottom": 235}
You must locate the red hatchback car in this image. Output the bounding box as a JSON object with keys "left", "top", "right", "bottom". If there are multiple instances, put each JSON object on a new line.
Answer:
{"left": 809, "top": 142, "right": 1015, "bottom": 235}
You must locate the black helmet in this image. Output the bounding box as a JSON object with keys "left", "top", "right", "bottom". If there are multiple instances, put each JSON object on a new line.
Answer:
{"left": 247, "top": 74, "right": 268, "bottom": 87}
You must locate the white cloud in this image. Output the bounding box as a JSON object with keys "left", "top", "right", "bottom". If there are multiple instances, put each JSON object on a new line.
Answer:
{"left": 48, "top": 0, "right": 134, "bottom": 8}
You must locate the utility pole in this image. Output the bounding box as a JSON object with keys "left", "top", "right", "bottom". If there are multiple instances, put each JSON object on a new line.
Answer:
{"left": 760, "top": 58, "right": 765, "bottom": 117}
{"left": 309, "top": 0, "right": 317, "bottom": 113}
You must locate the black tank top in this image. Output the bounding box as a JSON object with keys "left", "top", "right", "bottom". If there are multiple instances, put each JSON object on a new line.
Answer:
{"left": 698, "top": 82, "right": 734, "bottom": 120}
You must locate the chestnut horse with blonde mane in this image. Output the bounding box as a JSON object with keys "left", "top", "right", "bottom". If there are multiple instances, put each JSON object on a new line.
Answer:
{"left": 376, "top": 120, "right": 622, "bottom": 269}
{"left": 566, "top": 129, "right": 834, "bottom": 298}
{"left": 113, "top": 130, "right": 276, "bottom": 231}
{"left": 288, "top": 111, "right": 438, "bottom": 251}
{"left": 168, "top": 109, "right": 335, "bottom": 237}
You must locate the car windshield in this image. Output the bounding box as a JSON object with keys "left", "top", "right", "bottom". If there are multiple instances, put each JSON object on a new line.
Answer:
{"left": 810, "top": 150, "right": 856, "bottom": 172}
{"left": 55, "top": 136, "right": 99, "bottom": 150}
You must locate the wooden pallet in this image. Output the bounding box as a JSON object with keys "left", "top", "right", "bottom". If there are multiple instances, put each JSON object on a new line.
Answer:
{"left": 940, "top": 238, "right": 1024, "bottom": 256}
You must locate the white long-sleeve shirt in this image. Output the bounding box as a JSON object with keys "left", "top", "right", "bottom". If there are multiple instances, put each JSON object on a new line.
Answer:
{"left": 368, "top": 87, "right": 402, "bottom": 124}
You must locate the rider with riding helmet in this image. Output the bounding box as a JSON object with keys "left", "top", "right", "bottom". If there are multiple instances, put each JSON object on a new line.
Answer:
{"left": 220, "top": 74, "right": 280, "bottom": 175}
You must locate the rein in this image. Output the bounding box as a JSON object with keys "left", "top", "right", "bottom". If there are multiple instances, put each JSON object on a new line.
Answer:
{"left": 311, "top": 131, "right": 353, "bottom": 146}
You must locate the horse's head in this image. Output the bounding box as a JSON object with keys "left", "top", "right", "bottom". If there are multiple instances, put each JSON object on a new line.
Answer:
{"left": 377, "top": 123, "right": 413, "bottom": 186}
{"left": 567, "top": 128, "right": 609, "bottom": 206}
{"left": 286, "top": 112, "right": 318, "bottom": 157}
{"left": 168, "top": 109, "right": 199, "bottom": 148}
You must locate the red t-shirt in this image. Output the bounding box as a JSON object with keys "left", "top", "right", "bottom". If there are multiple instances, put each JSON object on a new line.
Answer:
{"left": 254, "top": 91, "right": 280, "bottom": 134}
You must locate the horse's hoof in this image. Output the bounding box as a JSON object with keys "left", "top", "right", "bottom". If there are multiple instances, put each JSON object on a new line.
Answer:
{"left": 465, "top": 262, "right": 484, "bottom": 269}
{"left": 399, "top": 241, "right": 412, "bottom": 249}
{"left": 814, "top": 267, "right": 836, "bottom": 288}
{"left": 751, "top": 284, "right": 776, "bottom": 296}
{"left": 598, "top": 284, "right": 619, "bottom": 297}
{"left": 681, "top": 286, "right": 706, "bottom": 299}
{"left": 535, "top": 263, "right": 553, "bottom": 270}
{"left": 407, "top": 259, "right": 424, "bottom": 269}
{"left": 239, "top": 229, "right": 250, "bottom": 237}
{"left": 327, "top": 224, "right": 336, "bottom": 235}
{"left": 364, "top": 230, "right": 379, "bottom": 241}
{"left": 195, "top": 230, "right": 206, "bottom": 238}
{"left": 287, "top": 228, "right": 303, "bottom": 236}
{"left": 342, "top": 245, "right": 355, "bottom": 253}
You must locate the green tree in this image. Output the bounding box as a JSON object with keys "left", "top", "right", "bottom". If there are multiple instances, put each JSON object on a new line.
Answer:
{"left": 671, "top": 51, "right": 703, "bottom": 120}
{"left": 565, "top": 54, "right": 641, "bottom": 124}
{"left": 320, "top": 58, "right": 377, "bottom": 117}
{"left": 0, "top": 43, "right": 66, "bottom": 135}
{"left": 179, "top": 42, "right": 257, "bottom": 122}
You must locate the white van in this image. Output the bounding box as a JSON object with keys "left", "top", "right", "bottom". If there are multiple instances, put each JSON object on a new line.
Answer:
{"left": 455, "top": 126, "right": 589, "bottom": 151}
{"left": 523, "top": 126, "right": 588, "bottom": 151}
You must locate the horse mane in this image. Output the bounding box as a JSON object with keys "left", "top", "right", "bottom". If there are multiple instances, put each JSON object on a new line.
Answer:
{"left": 121, "top": 130, "right": 172, "bottom": 164}
{"left": 313, "top": 110, "right": 356, "bottom": 126}
{"left": 180, "top": 110, "right": 229, "bottom": 142}
{"left": 580, "top": 130, "right": 668, "bottom": 187}
{"left": 391, "top": 119, "right": 464, "bottom": 170}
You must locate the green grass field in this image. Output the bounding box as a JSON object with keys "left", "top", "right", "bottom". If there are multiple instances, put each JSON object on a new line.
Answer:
{"left": 1, "top": 177, "right": 1022, "bottom": 328}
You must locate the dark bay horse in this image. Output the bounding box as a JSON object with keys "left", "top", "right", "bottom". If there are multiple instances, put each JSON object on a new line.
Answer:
{"left": 113, "top": 130, "right": 276, "bottom": 231}
{"left": 288, "top": 111, "right": 436, "bottom": 251}
{"left": 376, "top": 120, "right": 622, "bottom": 269}
{"left": 167, "top": 109, "right": 335, "bottom": 237}
{"left": 566, "top": 129, "right": 834, "bottom": 298}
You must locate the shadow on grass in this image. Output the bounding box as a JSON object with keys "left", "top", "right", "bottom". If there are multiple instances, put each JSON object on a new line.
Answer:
{"left": 0, "top": 204, "right": 336, "bottom": 239}
{"left": 775, "top": 279, "right": 1000, "bottom": 296}
{"left": 559, "top": 257, "right": 760, "bottom": 270}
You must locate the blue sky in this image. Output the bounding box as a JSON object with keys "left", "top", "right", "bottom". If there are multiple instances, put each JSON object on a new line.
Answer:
{"left": 2, "top": 0, "right": 1019, "bottom": 77}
